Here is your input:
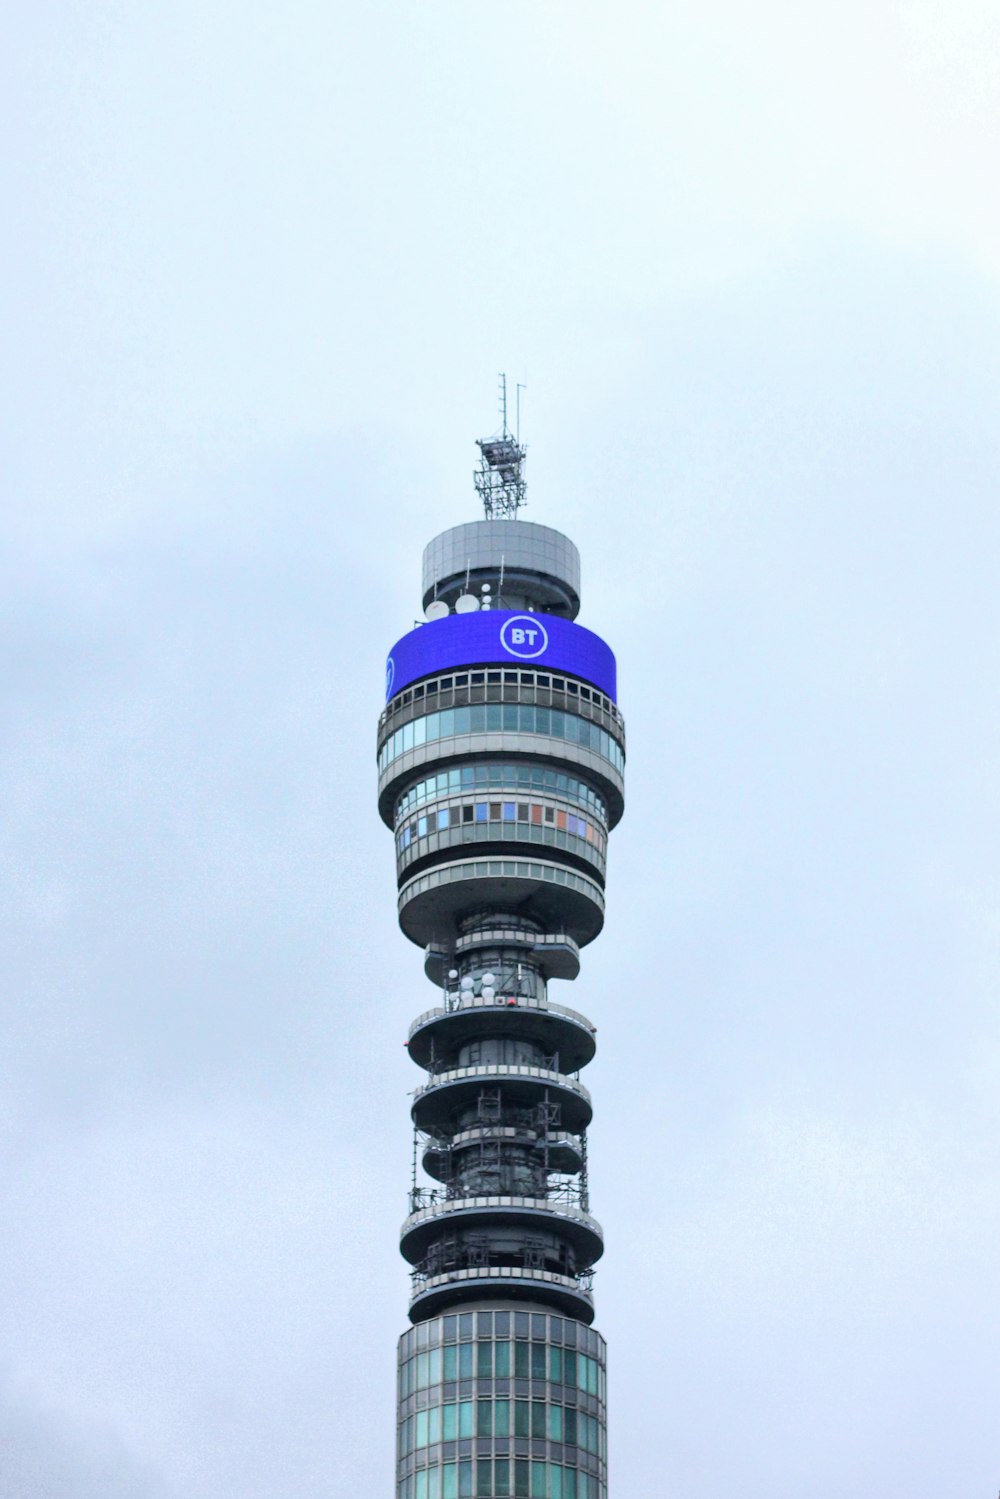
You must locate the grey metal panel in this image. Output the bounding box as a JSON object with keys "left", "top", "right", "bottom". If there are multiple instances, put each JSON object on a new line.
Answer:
{"left": 422, "top": 520, "right": 581, "bottom": 612}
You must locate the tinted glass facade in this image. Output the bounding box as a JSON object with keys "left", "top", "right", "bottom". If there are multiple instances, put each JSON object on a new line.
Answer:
{"left": 397, "top": 1310, "right": 607, "bottom": 1499}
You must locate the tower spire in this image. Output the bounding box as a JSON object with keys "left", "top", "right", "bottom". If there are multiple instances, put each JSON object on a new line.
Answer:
{"left": 474, "top": 372, "right": 527, "bottom": 518}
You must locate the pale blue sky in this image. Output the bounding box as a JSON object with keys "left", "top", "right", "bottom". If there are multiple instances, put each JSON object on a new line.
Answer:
{"left": 2, "top": 4, "right": 999, "bottom": 1496}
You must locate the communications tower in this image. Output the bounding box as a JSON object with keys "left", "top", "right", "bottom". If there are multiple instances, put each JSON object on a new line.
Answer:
{"left": 378, "top": 391, "right": 624, "bottom": 1499}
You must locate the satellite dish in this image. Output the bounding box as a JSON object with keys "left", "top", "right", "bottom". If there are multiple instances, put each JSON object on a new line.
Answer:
{"left": 480, "top": 584, "right": 492, "bottom": 594}
{"left": 481, "top": 987, "right": 496, "bottom": 1001}
{"left": 425, "top": 599, "right": 449, "bottom": 621}
{"left": 482, "top": 972, "right": 496, "bottom": 986}
{"left": 460, "top": 975, "right": 474, "bottom": 990}
{"left": 448, "top": 968, "right": 459, "bottom": 979}
{"left": 455, "top": 593, "right": 479, "bottom": 613}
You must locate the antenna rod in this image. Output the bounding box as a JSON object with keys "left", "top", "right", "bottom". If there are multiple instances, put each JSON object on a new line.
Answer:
{"left": 474, "top": 373, "right": 528, "bottom": 520}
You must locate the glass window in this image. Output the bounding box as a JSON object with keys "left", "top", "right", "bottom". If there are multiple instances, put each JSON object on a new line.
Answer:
{"left": 429, "top": 1348, "right": 441, "bottom": 1384}
{"left": 514, "top": 1400, "right": 529, "bottom": 1438}
{"left": 531, "top": 1462, "right": 547, "bottom": 1498}
{"left": 443, "top": 1404, "right": 458, "bottom": 1441}
{"left": 530, "top": 1402, "right": 546, "bottom": 1439}
{"left": 549, "top": 1405, "right": 563, "bottom": 1441}
{"left": 416, "top": 1353, "right": 429, "bottom": 1389}
{"left": 563, "top": 1468, "right": 577, "bottom": 1499}
{"left": 514, "top": 1343, "right": 530, "bottom": 1378}
{"left": 438, "top": 809, "right": 450, "bottom": 830}
{"left": 429, "top": 1407, "right": 441, "bottom": 1443}
{"left": 443, "top": 1345, "right": 458, "bottom": 1381}
{"left": 531, "top": 1344, "right": 547, "bottom": 1380}
{"left": 494, "top": 1400, "right": 510, "bottom": 1438}
{"left": 478, "top": 1343, "right": 492, "bottom": 1378}
{"left": 514, "top": 1459, "right": 530, "bottom": 1498}
{"left": 416, "top": 1470, "right": 427, "bottom": 1499}
{"left": 459, "top": 1461, "right": 473, "bottom": 1498}
{"left": 495, "top": 1457, "right": 510, "bottom": 1497}
{"left": 477, "top": 1402, "right": 492, "bottom": 1438}
{"left": 476, "top": 1461, "right": 492, "bottom": 1497}
{"left": 459, "top": 1401, "right": 474, "bottom": 1439}
{"left": 550, "top": 1467, "right": 563, "bottom": 1499}
{"left": 475, "top": 803, "right": 488, "bottom": 822}
{"left": 494, "top": 1341, "right": 510, "bottom": 1378}
{"left": 549, "top": 1347, "right": 563, "bottom": 1382}
{"left": 459, "top": 1343, "right": 474, "bottom": 1379}
{"left": 563, "top": 1408, "right": 577, "bottom": 1446}
{"left": 443, "top": 1464, "right": 457, "bottom": 1499}
{"left": 416, "top": 1410, "right": 429, "bottom": 1448}
{"left": 502, "top": 802, "right": 516, "bottom": 820}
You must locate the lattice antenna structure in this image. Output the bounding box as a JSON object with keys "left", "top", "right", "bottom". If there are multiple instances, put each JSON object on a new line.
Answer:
{"left": 474, "top": 372, "right": 527, "bottom": 519}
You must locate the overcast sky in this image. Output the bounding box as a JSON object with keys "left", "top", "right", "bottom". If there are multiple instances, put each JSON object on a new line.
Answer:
{"left": 2, "top": 3, "right": 999, "bottom": 1496}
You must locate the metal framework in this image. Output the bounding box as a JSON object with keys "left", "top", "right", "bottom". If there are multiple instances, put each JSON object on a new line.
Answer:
{"left": 474, "top": 373, "right": 527, "bottom": 519}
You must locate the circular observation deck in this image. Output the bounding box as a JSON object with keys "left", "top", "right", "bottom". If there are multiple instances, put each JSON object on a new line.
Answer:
{"left": 378, "top": 730, "right": 624, "bottom": 837}
{"left": 399, "top": 1195, "right": 605, "bottom": 1269}
{"left": 411, "top": 1063, "right": 593, "bottom": 1135}
{"left": 408, "top": 1266, "right": 595, "bottom": 1323}
{"left": 408, "top": 997, "right": 597, "bottom": 1074}
{"left": 395, "top": 804, "right": 608, "bottom": 889}
{"left": 397, "top": 856, "right": 605, "bottom": 951}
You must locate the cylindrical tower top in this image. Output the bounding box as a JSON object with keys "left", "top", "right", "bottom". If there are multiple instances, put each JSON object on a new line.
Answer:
{"left": 422, "top": 520, "right": 581, "bottom": 619}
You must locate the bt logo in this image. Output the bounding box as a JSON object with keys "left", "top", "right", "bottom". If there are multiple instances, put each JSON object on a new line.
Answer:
{"left": 500, "top": 615, "right": 549, "bottom": 660}
{"left": 385, "top": 655, "right": 396, "bottom": 699}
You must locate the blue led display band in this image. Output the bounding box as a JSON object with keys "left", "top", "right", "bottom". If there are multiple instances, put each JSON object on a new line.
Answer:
{"left": 386, "top": 611, "right": 617, "bottom": 704}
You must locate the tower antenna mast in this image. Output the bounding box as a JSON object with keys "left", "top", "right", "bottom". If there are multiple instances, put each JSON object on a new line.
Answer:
{"left": 474, "top": 372, "right": 527, "bottom": 519}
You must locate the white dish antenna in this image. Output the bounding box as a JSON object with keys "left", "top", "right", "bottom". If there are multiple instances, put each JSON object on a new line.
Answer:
{"left": 425, "top": 599, "right": 449, "bottom": 621}
{"left": 455, "top": 593, "right": 480, "bottom": 613}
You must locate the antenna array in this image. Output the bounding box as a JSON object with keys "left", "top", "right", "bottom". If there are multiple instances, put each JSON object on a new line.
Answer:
{"left": 474, "top": 373, "right": 527, "bottom": 519}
